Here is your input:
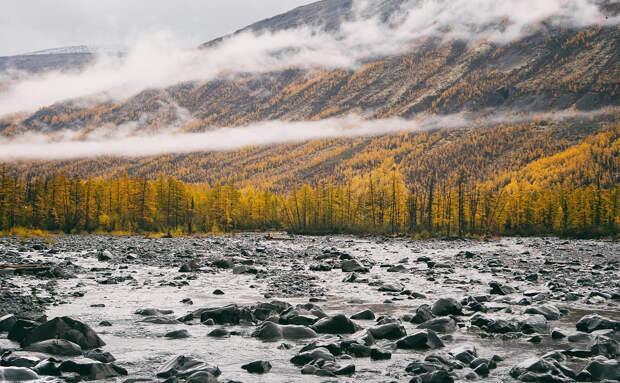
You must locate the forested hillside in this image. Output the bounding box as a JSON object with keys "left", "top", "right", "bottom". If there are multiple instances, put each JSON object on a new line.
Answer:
{"left": 1, "top": 121, "right": 617, "bottom": 237}
{"left": 0, "top": 0, "right": 618, "bottom": 237}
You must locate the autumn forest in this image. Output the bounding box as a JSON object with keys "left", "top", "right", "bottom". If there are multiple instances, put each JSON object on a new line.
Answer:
{"left": 1, "top": 120, "right": 618, "bottom": 238}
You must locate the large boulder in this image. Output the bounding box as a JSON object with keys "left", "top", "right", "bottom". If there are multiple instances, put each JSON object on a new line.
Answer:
{"left": 584, "top": 359, "right": 619, "bottom": 381}
{"left": 0, "top": 367, "right": 40, "bottom": 381}
{"left": 7, "top": 320, "right": 38, "bottom": 343}
{"left": 0, "top": 314, "right": 17, "bottom": 332}
{"left": 588, "top": 335, "right": 620, "bottom": 358}
{"left": 199, "top": 305, "right": 242, "bottom": 325}
{"left": 312, "top": 314, "right": 360, "bottom": 334}
{"left": 252, "top": 321, "right": 317, "bottom": 341}
{"left": 368, "top": 323, "right": 406, "bottom": 340}
{"left": 396, "top": 330, "right": 444, "bottom": 350}
{"left": 157, "top": 355, "right": 221, "bottom": 379}
{"left": 576, "top": 314, "right": 620, "bottom": 333}
{"left": 23, "top": 339, "right": 83, "bottom": 356}
{"left": 519, "top": 315, "right": 549, "bottom": 334}
{"left": 431, "top": 298, "right": 462, "bottom": 316}
{"left": 21, "top": 317, "right": 105, "bottom": 350}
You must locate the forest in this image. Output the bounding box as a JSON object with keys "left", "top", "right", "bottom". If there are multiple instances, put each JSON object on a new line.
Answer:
{"left": 0, "top": 122, "right": 617, "bottom": 238}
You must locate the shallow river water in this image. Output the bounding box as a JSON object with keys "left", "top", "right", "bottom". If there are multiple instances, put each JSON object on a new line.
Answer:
{"left": 0, "top": 234, "right": 618, "bottom": 382}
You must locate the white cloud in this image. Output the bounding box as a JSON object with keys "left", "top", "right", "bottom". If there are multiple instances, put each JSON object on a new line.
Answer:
{"left": 0, "top": 108, "right": 614, "bottom": 161}
{"left": 0, "top": 0, "right": 616, "bottom": 117}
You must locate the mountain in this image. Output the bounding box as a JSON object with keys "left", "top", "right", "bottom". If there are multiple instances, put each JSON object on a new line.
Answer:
{"left": 0, "top": 45, "right": 125, "bottom": 75}
{"left": 0, "top": 0, "right": 618, "bottom": 193}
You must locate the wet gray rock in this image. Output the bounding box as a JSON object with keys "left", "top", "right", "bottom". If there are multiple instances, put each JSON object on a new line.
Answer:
{"left": 418, "top": 317, "right": 457, "bottom": 333}
{"left": 368, "top": 322, "right": 406, "bottom": 340}
{"left": 396, "top": 330, "right": 444, "bottom": 350}
{"left": 58, "top": 360, "right": 128, "bottom": 380}
{"left": 140, "top": 316, "right": 180, "bottom": 324}
{"left": 165, "top": 329, "right": 191, "bottom": 339}
{"left": 32, "top": 358, "right": 61, "bottom": 376}
{"left": 470, "top": 313, "right": 519, "bottom": 334}
{"left": 0, "top": 367, "right": 40, "bottom": 381}
{"left": 198, "top": 305, "right": 242, "bottom": 325}
{"left": 252, "top": 321, "right": 317, "bottom": 341}
{"left": 21, "top": 316, "right": 105, "bottom": 350}
{"left": 409, "top": 370, "right": 454, "bottom": 383}
{"left": 351, "top": 309, "right": 375, "bottom": 320}
{"left": 370, "top": 347, "right": 391, "bottom": 360}
{"left": 178, "top": 260, "right": 200, "bottom": 272}
{"left": 211, "top": 258, "right": 233, "bottom": 269}
{"left": 0, "top": 314, "right": 17, "bottom": 332}
{"left": 583, "top": 359, "right": 619, "bottom": 381}
{"left": 576, "top": 314, "right": 620, "bottom": 333}
{"left": 291, "top": 347, "right": 335, "bottom": 366}
{"left": 519, "top": 314, "right": 549, "bottom": 334}
{"left": 207, "top": 328, "right": 229, "bottom": 337}
{"left": 312, "top": 314, "right": 360, "bottom": 334}
{"left": 341, "top": 259, "right": 369, "bottom": 273}
{"left": 588, "top": 335, "right": 620, "bottom": 358}
{"left": 489, "top": 281, "right": 516, "bottom": 295}
{"left": 135, "top": 308, "right": 174, "bottom": 316}
{"left": 241, "top": 360, "right": 272, "bottom": 374}
{"left": 23, "top": 339, "right": 83, "bottom": 356}
{"left": 7, "top": 319, "right": 38, "bottom": 343}
{"left": 84, "top": 349, "right": 116, "bottom": 363}
{"left": 509, "top": 357, "right": 573, "bottom": 382}
{"left": 186, "top": 371, "right": 219, "bottom": 383}
{"left": 341, "top": 340, "right": 371, "bottom": 357}
{"left": 524, "top": 304, "right": 562, "bottom": 320}
{"left": 431, "top": 298, "right": 462, "bottom": 316}
{"left": 156, "top": 355, "right": 221, "bottom": 379}
{"left": 451, "top": 345, "right": 477, "bottom": 365}
{"left": 407, "top": 304, "right": 435, "bottom": 324}
{"left": 1, "top": 355, "right": 40, "bottom": 368}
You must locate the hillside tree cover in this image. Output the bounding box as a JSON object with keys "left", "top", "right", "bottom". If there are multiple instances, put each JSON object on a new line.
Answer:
{"left": 1, "top": 123, "right": 617, "bottom": 238}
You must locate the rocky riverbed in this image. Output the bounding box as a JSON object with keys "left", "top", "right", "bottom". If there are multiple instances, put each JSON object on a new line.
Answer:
{"left": 0, "top": 234, "right": 618, "bottom": 383}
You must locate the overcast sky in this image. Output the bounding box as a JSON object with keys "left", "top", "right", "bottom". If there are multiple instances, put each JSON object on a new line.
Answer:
{"left": 0, "top": 0, "right": 313, "bottom": 56}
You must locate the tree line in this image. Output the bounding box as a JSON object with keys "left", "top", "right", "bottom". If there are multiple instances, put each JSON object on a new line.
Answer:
{"left": 0, "top": 168, "right": 616, "bottom": 238}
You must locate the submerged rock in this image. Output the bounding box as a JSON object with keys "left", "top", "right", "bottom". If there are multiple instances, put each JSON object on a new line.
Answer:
{"left": 241, "top": 360, "right": 272, "bottom": 374}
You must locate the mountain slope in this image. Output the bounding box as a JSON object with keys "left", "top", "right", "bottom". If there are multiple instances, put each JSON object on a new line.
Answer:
{"left": 0, "top": 0, "right": 618, "bottom": 194}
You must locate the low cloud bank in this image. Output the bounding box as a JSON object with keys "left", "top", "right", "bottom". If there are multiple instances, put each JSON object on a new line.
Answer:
{"left": 0, "top": 109, "right": 614, "bottom": 161}
{"left": 0, "top": 0, "right": 616, "bottom": 117}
